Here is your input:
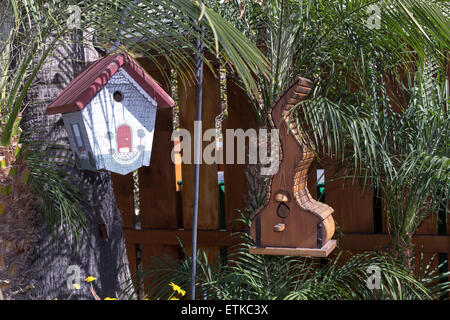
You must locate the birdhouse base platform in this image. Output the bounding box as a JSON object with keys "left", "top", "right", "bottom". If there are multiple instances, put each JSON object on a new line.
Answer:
{"left": 249, "top": 240, "right": 336, "bottom": 257}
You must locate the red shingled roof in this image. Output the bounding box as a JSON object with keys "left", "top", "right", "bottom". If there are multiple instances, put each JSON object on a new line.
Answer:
{"left": 46, "top": 53, "right": 174, "bottom": 115}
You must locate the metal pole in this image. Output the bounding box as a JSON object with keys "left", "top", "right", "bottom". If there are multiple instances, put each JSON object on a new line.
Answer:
{"left": 191, "top": 0, "right": 205, "bottom": 300}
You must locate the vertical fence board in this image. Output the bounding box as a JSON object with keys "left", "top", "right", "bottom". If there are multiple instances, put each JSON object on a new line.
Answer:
{"left": 447, "top": 214, "right": 450, "bottom": 236}
{"left": 137, "top": 59, "right": 179, "bottom": 264}
{"left": 381, "top": 199, "right": 388, "bottom": 234}
{"left": 416, "top": 214, "right": 438, "bottom": 235}
{"left": 307, "top": 160, "right": 318, "bottom": 200}
{"left": 324, "top": 165, "right": 374, "bottom": 233}
{"left": 111, "top": 173, "right": 136, "bottom": 277}
{"left": 415, "top": 216, "right": 441, "bottom": 294}
{"left": 111, "top": 173, "right": 135, "bottom": 228}
{"left": 223, "top": 77, "right": 258, "bottom": 230}
{"left": 137, "top": 108, "right": 177, "bottom": 230}
{"left": 178, "top": 64, "right": 221, "bottom": 261}
{"left": 415, "top": 213, "right": 440, "bottom": 276}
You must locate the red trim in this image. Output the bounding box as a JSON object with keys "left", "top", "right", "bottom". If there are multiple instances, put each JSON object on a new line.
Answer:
{"left": 117, "top": 124, "right": 132, "bottom": 152}
{"left": 45, "top": 53, "right": 174, "bottom": 115}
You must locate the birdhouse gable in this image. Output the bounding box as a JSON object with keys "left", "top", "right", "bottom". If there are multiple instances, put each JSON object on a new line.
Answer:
{"left": 106, "top": 67, "right": 158, "bottom": 106}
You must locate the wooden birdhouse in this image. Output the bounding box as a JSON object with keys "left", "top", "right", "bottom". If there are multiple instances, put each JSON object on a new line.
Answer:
{"left": 45, "top": 53, "right": 174, "bottom": 175}
{"left": 249, "top": 77, "right": 336, "bottom": 257}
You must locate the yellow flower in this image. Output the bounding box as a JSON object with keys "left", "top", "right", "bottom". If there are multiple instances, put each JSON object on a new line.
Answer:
{"left": 53, "top": 298, "right": 58, "bottom": 300}
{"left": 169, "top": 296, "right": 179, "bottom": 300}
{"left": 104, "top": 297, "right": 118, "bottom": 300}
{"left": 73, "top": 283, "right": 80, "bottom": 290}
{"left": 85, "top": 276, "right": 96, "bottom": 283}
{"left": 169, "top": 282, "right": 186, "bottom": 296}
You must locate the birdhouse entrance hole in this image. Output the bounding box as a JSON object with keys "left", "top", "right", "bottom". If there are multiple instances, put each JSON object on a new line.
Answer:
{"left": 277, "top": 203, "right": 290, "bottom": 219}
{"left": 113, "top": 90, "right": 124, "bottom": 102}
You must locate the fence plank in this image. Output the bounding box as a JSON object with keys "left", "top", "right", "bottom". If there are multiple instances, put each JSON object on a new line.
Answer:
{"left": 111, "top": 173, "right": 135, "bottom": 228}
{"left": 137, "top": 107, "right": 177, "bottom": 230}
{"left": 223, "top": 77, "right": 259, "bottom": 230}
{"left": 122, "top": 229, "right": 449, "bottom": 253}
{"left": 111, "top": 173, "right": 136, "bottom": 277}
{"left": 178, "top": 63, "right": 221, "bottom": 262}
{"left": 416, "top": 213, "right": 438, "bottom": 235}
{"left": 178, "top": 65, "right": 221, "bottom": 230}
{"left": 307, "top": 160, "right": 319, "bottom": 200}
{"left": 340, "top": 233, "right": 450, "bottom": 253}
{"left": 415, "top": 211, "right": 441, "bottom": 275}
{"left": 324, "top": 165, "right": 374, "bottom": 233}
{"left": 123, "top": 229, "right": 239, "bottom": 246}
{"left": 137, "top": 59, "right": 179, "bottom": 266}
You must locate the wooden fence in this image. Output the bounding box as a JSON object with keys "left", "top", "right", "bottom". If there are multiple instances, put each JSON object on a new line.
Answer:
{"left": 111, "top": 57, "right": 449, "bottom": 292}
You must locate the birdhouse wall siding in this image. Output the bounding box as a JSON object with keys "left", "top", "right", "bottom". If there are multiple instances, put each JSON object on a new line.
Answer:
{"left": 62, "top": 111, "right": 97, "bottom": 171}
{"left": 79, "top": 68, "right": 158, "bottom": 175}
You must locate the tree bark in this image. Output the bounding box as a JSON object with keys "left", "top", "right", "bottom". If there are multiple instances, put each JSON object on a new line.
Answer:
{"left": 20, "top": 31, "right": 133, "bottom": 300}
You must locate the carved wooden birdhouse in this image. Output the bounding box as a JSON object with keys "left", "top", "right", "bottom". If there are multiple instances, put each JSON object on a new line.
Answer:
{"left": 249, "top": 77, "right": 336, "bottom": 257}
{"left": 45, "top": 53, "right": 174, "bottom": 175}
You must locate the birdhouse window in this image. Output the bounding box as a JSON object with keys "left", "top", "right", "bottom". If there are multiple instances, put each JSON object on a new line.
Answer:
{"left": 117, "top": 125, "right": 132, "bottom": 153}
{"left": 71, "top": 123, "right": 85, "bottom": 152}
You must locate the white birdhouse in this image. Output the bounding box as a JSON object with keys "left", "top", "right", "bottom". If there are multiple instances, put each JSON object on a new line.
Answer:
{"left": 46, "top": 53, "right": 174, "bottom": 175}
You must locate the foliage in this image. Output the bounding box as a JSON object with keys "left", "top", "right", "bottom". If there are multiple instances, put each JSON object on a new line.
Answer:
{"left": 80, "top": 0, "right": 271, "bottom": 96}
{"left": 215, "top": 0, "right": 449, "bottom": 259}
{"left": 119, "top": 0, "right": 449, "bottom": 300}
{"left": 25, "top": 139, "right": 90, "bottom": 248}
{"left": 298, "top": 72, "right": 448, "bottom": 245}
{"left": 0, "top": 0, "right": 270, "bottom": 244}
{"left": 1, "top": 0, "right": 448, "bottom": 298}
{"left": 0, "top": 0, "right": 67, "bottom": 146}
{"left": 124, "top": 227, "right": 449, "bottom": 300}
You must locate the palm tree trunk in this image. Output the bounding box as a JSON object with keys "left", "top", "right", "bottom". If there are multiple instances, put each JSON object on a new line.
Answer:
{"left": 20, "top": 31, "right": 133, "bottom": 300}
